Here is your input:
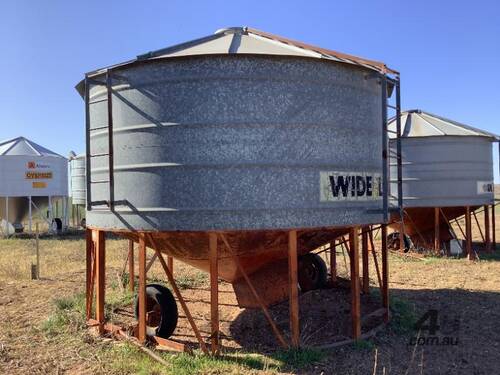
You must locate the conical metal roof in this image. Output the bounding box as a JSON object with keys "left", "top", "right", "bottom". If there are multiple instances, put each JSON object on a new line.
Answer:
{"left": 388, "top": 110, "right": 498, "bottom": 140}
{"left": 0, "top": 136, "right": 64, "bottom": 157}
{"left": 83, "top": 26, "right": 397, "bottom": 79}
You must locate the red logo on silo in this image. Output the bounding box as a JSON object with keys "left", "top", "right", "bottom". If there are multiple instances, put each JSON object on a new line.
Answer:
{"left": 27, "top": 161, "right": 36, "bottom": 169}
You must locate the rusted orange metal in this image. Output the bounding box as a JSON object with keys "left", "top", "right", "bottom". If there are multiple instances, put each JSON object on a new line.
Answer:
{"left": 246, "top": 27, "right": 398, "bottom": 75}
{"left": 108, "top": 226, "right": 349, "bottom": 308}
{"left": 368, "top": 230, "right": 382, "bottom": 290}
{"left": 349, "top": 227, "right": 361, "bottom": 339}
{"left": 147, "top": 234, "right": 209, "bottom": 354}
{"left": 484, "top": 205, "right": 491, "bottom": 252}
{"left": 138, "top": 234, "right": 147, "bottom": 343}
{"left": 392, "top": 206, "right": 482, "bottom": 251}
{"left": 85, "top": 229, "right": 95, "bottom": 320}
{"left": 209, "top": 233, "right": 219, "bottom": 355}
{"left": 219, "top": 234, "right": 288, "bottom": 348}
{"left": 361, "top": 227, "right": 369, "bottom": 294}
{"left": 85, "top": 224, "right": 391, "bottom": 353}
{"left": 288, "top": 230, "right": 300, "bottom": 348}
{"left": 330, "top": 240, "right": 337, "bottom": 283}
{"left": 94, "top": 230, "right": 105, "bottom": 334}
{"left": 128, "top": 240, "right": 135, "bottom": 292}
{"left": 492, "top": 203, "right": 496, "bottom": 249}
{"left": 381, "top": 224, "right": 389, "bottom": 323}
{"left": 152, "top": 336, "right": 190, "bottom": 353}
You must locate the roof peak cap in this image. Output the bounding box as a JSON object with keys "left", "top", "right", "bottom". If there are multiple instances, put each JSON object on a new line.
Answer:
{"left": 214, "top": 27, "right": 248, "bottom": 35}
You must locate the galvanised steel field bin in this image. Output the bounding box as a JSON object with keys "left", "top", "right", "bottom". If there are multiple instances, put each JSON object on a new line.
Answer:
{"left": 77, "top": 27, "right": 402, "bottom": 352}
{"left": 388, "top": 110, "right": 498, "bottom": 257}
{"left": 0, "top": 136, "right": 68, "bottom": 235}
{"left": 68, "top": 152, "right": 86, "bottom": 227}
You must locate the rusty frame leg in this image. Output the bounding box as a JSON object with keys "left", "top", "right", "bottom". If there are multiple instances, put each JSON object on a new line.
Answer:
{"left": 94, "top": 230, "right": 106, "bottom": 334}
{"left": 146, "top": 234, "right": 209, "bottom": 354}
{"left": 128, "top": 239, "right": 134, "bottom": 292}
{"left": 362, "top": 227, "right": 369, "bottom": 294}
{"left": 465, "top": 206, "right": 475, "bottom": 260}
{"left": 381, "top": 224, "right": 389, "bottom": 323}
{"left": 288, "top": 230, "right": 300, "bottom": 348}
{"left": 219, "top": 234, "right": 289, "bottom": 348}
{"left": 167, "top": 256, "right": 174, "bottom": 275}
{"left": 452, "top": 215, "right": 466, "bottom": 240}
{"left": 492, "top": 203, "right": 496, "bottom": 250}
{"left": 472, "top": 210, "right": 485, "bottom": 243}
{"left": 349, "top": 227, "right": 361, "bottom": 339}
{"left": 439, "top": 208, "right": 463, "bottom": 254}
{"left": 330, "top": 240, "right": 337, "bottom": 283}
{"left": 145, "top": 253, "right": 158, "bottom": 273}
{"left": 403, "top": 209, "right": 426, "bottom": 248}
{"left": 86, "top": 229, "right": 95, "bottom": 320}
{"left": 209, "top": 233, "right": 219, "bottom": 355}
{"left": 368, "top": 229, "right": 382, "bottom": 289}
{"left": 434, "top": 207, "right": 440, "bottom": 253}
{"left": 484, "top": 205, "right": 491, "bottom": 252}
{"left": 399, "top": 220, "right": 405, "bottom": 252}
{"left": 138, "top": 234, "right": 147, "bottom": 343}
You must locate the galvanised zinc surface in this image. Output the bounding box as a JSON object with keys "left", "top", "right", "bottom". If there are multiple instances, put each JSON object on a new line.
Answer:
{"left": 70, "top": 155, "right": 86, "bottom": 205}
{"left": 390, "top": 136, "right": 494, "bottom": 208}
{"left": 87, "top": 55, "right": 384, "bottom": 231}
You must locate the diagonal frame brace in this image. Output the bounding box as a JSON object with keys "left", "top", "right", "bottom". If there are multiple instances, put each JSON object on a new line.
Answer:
{"left": 219, "top": 234, "right": 289, "bottom": 349}
{"left": 146, "top": 234, "right": 209, "bottom": 355}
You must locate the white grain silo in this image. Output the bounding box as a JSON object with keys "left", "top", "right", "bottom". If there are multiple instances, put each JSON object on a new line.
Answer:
{"left": 68, "top": 152, "right": 86, "bottom": 227}
{"left": 0, "top": 137, "right": 68, "bottom": 235}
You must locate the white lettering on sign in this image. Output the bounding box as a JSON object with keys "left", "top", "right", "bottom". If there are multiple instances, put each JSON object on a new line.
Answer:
{"left": 477, "top": 181, "right": 493, "bottom": 195}
{"left": 320, "top": 171, "right": 382, "bottom": 202}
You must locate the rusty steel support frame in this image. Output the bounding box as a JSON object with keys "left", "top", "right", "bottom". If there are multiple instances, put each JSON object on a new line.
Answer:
{"left": 381, "top": 224, "right": 389, "bottom": 323}
{"left": 219, "top": 234, "right": 289, "bottom": 348}
{"left": 94, "top": 230, "right": 106, "bottom": 334}
{"left": 403, "top": 209, "right": 427, "bottom": 247}
{"left": 146, "top": 234, "right": 209, "bottom": 354}
{"left": 472, "top": 210, "right": 485, "bottom": 243}
{"left": 209, "top": 233, "right": 219, "bottom": 355}
{"left": 484, "top": 205, "right": 491, "bottom": 252}
{"left": 138, "top": 234, "right": 147, "bottom": 343}
{"left": 452, "top": 216, "right": 467, "bottom": 240}
{"left": 361, "top": 227, "right": 369, "bottom": 294}
{"left": 368, "top": 230, "right": 383, "bottom": 290}
{"left": 434, "top": 207, "right": 440, "bottom": 253}
{"left": 87, "top": 230, "right": 209, "bottom": 353}
{"left": 349, "top": 227, "right": 361, "bottom": 339}
{"left": 288, "top": 230, "right": 300, "bottom": 347}
{"left": 439, "top": 208, "right": 464, "bottom": 254}
{"left": 492, "top": 203, "right": 496, "bottom": 250}
{"left": 128, "top": 240, "right": 135, "bottom": 292}
{"left": 399, "top": 221, "right": 405, "bottom": 252}
{"left": 85, "top": 225, "right": 393, "bottom": 354}
{"left": 167, "top": 256, "right": 174, "bottom": 275}
{"left": 465, "top": 207, "right": 475, "bottom": 260}
{"left": 85, "top": 229, "right": 95, "bottom": 320}
{"left": 330, "top": 240, "right": 337, "bottom": 283}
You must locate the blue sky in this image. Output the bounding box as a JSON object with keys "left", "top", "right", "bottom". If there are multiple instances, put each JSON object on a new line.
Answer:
{"left": 1, "top": 1, "right": 499, "bottom": 177}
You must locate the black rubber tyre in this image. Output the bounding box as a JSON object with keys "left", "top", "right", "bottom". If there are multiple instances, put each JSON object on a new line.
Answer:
{"left": 52, "top": 218, "right": 63, "bottom": 232}
{"left": 134, "top": 283, "right": 178, "bottom": 338}
{"left": 80, "top": 218, "right": 86, "bottom": 228}
{"left": 298, "top": 253, "right": 328, "bottom": 292}
{"left": 387, "top": 232, "right": 412, "bottom": 252}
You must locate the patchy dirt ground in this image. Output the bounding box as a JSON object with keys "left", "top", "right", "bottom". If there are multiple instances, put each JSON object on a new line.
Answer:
{"left": 1, "top": 233, "right": 500, "bottom": 374}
